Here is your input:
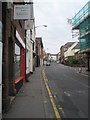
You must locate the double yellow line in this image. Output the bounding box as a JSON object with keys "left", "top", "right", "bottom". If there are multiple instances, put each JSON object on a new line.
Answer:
{"left": 42, "top": 67, "right": 61, "bottom": 120}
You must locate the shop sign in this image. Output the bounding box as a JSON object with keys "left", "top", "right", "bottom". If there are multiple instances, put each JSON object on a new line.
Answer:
{"left": 16, "top": 30, "right": 25, "bottom": 49}
{"left": 24, "top": 20, "right": 33, "bottom": 30}
{"left": 14, "top": 4, "right": 31, "bottom": 20}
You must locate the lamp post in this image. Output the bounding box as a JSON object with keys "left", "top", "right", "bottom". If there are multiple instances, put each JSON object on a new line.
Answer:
{"left": 34, "top": 25, "right": 47, "bottom": 37}
{"left": 35, "top": 25, "right": 47, "bottom": 28}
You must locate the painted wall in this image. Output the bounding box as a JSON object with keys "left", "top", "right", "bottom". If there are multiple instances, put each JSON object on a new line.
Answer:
{"left": 64, "top": 42, "right": 79, "bottom": 58}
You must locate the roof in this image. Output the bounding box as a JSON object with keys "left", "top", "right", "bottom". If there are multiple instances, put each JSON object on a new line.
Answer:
{"left": 73, "top": 42, "right": 80, "bottom": 49}
{"left": 65, "top": 42, "right": 75, "bottom": 49}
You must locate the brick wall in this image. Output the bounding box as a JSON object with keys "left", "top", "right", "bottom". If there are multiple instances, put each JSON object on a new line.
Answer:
{"left": 2, "top": 3, "right": 25, "bottom": 113}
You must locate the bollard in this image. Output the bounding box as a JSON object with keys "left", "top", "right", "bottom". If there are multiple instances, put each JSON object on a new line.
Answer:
{"left": 78, "top": 67, "right": 82, "bottom": 73}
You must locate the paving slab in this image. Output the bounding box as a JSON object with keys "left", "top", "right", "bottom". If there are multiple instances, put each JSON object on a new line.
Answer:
{"left": 3, "top": 67, "right": 55, "bottom": 118}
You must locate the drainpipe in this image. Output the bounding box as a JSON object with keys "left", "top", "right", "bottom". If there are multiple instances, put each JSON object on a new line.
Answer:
{"left": 25, "top": 30, "right": 29, "bottom": 82}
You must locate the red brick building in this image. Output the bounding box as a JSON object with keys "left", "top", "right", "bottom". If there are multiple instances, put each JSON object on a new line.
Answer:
{"left": 35, "top": 37, "right": 44, "bottom": 67}
{"left": 2, "top": 3, "right": 25, "bottom": 112}
{"left": 60, "top": 45, "right": 65, "bottom": 64}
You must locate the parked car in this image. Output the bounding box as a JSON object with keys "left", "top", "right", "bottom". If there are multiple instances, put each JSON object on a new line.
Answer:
{"left": 57, "top": 61, "right": 59, "bottom": 64}
{"left": 46, "top": 61, "right": 50, "bottom": 66}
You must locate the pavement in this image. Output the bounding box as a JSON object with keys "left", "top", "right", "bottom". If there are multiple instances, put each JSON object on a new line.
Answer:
{"left": 2, "top": 67, "right": 55, "bottom": 119}
{"left": 72, "top": 66, "right": 90, "bottom": 77}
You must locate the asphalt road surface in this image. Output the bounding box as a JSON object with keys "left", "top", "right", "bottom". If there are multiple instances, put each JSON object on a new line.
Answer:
{"left": 45, "top": 62, "right": 88, "bottom": 118}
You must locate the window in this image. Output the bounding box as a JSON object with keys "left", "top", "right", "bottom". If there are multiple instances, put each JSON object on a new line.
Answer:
{"left": 14, "top": 43, "right": 20, "bottom": 80}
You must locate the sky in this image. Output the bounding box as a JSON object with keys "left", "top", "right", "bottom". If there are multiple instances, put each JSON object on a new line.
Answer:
{"left": 33, "top": 0, "right": 89, "bottom": 54}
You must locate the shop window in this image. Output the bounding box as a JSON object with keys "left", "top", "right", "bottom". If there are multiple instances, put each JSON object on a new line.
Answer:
{"left": 14, "top": 43, "right": 20, "bottom": 80}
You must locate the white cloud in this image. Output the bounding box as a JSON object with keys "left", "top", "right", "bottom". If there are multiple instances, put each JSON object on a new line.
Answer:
{"left": 34, "top": 0, "right": 89, "bottom": 53}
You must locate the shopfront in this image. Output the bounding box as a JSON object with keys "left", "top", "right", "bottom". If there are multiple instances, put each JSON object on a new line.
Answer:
{"left": 14, "top": 29, "right": 25, "bottom": 92}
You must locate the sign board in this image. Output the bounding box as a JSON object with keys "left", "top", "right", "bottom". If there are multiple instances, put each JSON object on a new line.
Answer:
{"left": 14, "top": 5, "right": 31, "bottom": 20}
{"left": 24, "top": 20, "right": 33, "bottom": 30}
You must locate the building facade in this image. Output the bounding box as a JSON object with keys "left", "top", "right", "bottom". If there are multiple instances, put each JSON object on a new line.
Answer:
{"left": 1, "top": 0, "right": 35, "bottom": 113}
{"left": 60, "top": 45, "right": 65, "bottom": 64}
{"left": 72, "top": 1, "right": 90, "bottom": 70}
{"left": 2, "top": 2, "right": 25, "bottom": 112}
{"left": 60, "top": 42, "right": 80, "bottom": 65}
{"left": 36, "top": 37, "right": 44, "bottom": 67}
{"left": 64, "top": 42, "right": 80, "bottom": 60}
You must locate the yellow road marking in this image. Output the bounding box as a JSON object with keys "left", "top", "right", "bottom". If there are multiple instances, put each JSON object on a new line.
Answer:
{"left": 42, "top": 67, "right": 61, "bottom": 120}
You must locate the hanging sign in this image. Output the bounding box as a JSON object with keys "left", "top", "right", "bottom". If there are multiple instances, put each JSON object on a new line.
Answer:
{"left": 14, "top": 4, "right": 31, "bottom": 20}
{"left": 24, "top": 20, "right": 34, "bottom": 30}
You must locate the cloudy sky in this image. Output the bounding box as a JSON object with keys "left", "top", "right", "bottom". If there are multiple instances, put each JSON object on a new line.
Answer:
{"left": 33, "top": 0, "right": 89, "bottom": 54}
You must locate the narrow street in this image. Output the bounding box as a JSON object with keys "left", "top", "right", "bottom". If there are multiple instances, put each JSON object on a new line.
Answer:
{"left": 0, "top": 1, "right": 90, "bottom": 119}
{"left": 45, "top": 62, "right": 88, "bottom": 118}
{"left": 2, "top": 62, "right": 89, "bottom": 119}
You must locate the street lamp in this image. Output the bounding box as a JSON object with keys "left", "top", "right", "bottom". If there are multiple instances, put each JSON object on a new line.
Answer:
{"left": 35, "top": 25, "right": 47, "bottom": 28}
{"left": 34, "top": 24, "right": 47, "bottom": 39}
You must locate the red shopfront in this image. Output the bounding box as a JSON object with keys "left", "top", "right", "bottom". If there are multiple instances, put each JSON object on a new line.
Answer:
{"left": 14, "top": 29, "right": 25, "bottom": 92}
